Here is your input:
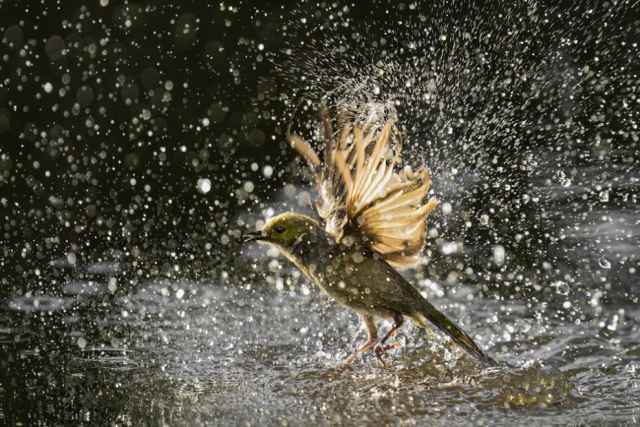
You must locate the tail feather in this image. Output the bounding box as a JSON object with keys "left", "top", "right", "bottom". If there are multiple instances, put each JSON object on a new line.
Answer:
{"left": 413, "top": 300, "right": 496, "bottom": 366}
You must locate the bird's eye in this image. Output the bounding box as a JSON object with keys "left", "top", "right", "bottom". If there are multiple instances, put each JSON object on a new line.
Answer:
{"left": 273, "top": 225, "right": 286, "bottom": 234}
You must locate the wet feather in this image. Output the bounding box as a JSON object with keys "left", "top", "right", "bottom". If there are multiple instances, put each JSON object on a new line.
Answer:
{"left": 288, "top": 110, "right": 438, "bottom": 268}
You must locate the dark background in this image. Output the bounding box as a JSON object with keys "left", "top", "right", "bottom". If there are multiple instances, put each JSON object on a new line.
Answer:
{"left": 0, "top": 0, "right": 295, "bottom": 291}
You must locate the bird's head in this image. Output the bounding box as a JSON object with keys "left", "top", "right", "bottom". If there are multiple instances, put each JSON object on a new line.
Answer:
{"left": 243, "top": 212, "right": 320, "bottom": 250}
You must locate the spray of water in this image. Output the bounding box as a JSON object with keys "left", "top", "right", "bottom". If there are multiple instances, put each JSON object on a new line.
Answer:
{"left": 258, "top": 0, "right": 639, "bottom": 313}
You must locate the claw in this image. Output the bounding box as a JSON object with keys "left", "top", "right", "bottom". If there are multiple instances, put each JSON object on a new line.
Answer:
{"left": 378, "top": 342, "right": 401, "bottom": 353}
{"left": 374, "top": 346, "right": 387, "bottom": 367}
{"left": 374, "top": 342, "right": 401, "bottom": 367}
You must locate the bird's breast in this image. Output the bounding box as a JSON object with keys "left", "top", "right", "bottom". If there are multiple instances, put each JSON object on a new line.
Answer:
{"left": 310, "top": 249, "right": 384, "bottom": 313}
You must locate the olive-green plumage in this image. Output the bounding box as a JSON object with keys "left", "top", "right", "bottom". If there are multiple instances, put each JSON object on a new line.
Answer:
{"left": 245, "top": 108, "right": 495, "bottom": 366}
{"left": 246, "top": 213, "right": 495, "bottom": 366}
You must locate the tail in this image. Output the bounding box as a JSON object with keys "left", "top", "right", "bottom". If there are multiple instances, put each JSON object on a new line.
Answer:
{"left": 412, "top": 300, "right": 496, "bottom": 366}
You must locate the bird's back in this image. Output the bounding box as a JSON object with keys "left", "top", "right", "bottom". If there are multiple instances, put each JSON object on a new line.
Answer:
{"left": 314, "top": 241, "right": 426, "bottom": 319}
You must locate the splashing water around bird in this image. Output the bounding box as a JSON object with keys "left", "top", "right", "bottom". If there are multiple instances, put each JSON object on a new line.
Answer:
{"left": 246, "top": 106, "right": 496, "bottom": 366}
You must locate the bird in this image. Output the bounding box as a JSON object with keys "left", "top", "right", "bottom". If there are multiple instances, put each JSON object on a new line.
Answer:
{"left": 244, "top": 107, "right": 495, "bottom": 367}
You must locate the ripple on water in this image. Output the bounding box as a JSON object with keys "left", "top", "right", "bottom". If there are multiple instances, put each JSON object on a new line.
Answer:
{"left": 8, "top": 295, "right": 73, "bottom": 313}
{"left": 84, "top": 261, "right": 123, "bottom": 275}
{"left": 75, "top": 347, "right": 140, "bottom": 370}
{"left": 0, "top": 327, "right": 14, "bottom": 344}
{"left": 49, "top": 257, "right": 77, "bottom": 270}
{"left": 62, "top": 280, "right": 104, "bottom": 297}
{"left": 482, "top": 365, "right": 577, "bottom": 409}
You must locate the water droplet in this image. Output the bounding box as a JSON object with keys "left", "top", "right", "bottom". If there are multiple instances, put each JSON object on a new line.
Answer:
{"left": 550, "top": 280, "right": 569, "bottom": 296}
{"left": 243, "top": 181, "right": 254, "bottom": 193}
{"left": 197, "top": 178, "right": 211, "bottom": 194}
{"left": 442, "top": 202, "right": 452, "bottom": 215}
{"left": 66, "top": 252, "right": 77, "bottom": 266}
{"left": 441, "top": 241, "right": 460, "bottom": 255}
{"left": 77, "top": 337, "right": 87, "bottom": 349}
{"left": 351, "top": 252, "right": 364, "bottom": 264}
{"left": 493, "top": 245, "right": 505, "bottom": 266}
{"left": 598, "top": 256, "right": 611, "bottom": 269}
{"left": 108, "top": 277, "right": 118, "bottom": 293}
{"left": 599, "top": 190, "right": 609, "bottom": 202}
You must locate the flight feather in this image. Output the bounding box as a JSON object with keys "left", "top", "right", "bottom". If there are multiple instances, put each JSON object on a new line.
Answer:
{"left": 288, "top": 109, "right": 438, "bottom": 268}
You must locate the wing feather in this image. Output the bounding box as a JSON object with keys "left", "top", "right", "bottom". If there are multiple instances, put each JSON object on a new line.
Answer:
{"left": 289, "top": 134, "right": 320, "bottom": 169}
{"left": 334, "top": 150, "right": 353, "bottom": 192}
{"left": 288, "top": 109, "right": 438, "bottom": 268}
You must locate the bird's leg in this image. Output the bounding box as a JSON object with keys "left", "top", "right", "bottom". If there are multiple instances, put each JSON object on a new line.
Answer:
{"left": 374, "top": 313, "right": 404, "bottom": 363}
{"left": 344, "top": 314, "right": 378, "bottom": 364}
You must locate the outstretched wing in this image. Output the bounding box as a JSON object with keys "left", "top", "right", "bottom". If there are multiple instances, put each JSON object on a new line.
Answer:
{"left": 288, "top": 109, "right": 438, "bottom": 269}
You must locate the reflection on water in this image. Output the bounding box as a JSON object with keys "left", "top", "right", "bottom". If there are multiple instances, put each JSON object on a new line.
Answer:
{"left": 2, "top": 276, "right": 639, "bottom": 425}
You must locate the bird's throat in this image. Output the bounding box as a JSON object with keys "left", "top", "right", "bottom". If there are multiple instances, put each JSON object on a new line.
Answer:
{"left": 271, "top": 229, "right": 334, "bottom": 285}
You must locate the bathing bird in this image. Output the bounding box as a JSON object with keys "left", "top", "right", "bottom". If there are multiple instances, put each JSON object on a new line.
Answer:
{"left": 245, "top": 108, "right": 495, "bottom": 366}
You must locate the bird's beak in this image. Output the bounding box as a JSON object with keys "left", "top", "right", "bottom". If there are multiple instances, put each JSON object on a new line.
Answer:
{"left": 243, "top": 230, "right": 265, "bottom": 243}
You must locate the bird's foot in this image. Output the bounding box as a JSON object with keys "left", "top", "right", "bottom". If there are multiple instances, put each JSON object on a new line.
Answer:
{"left": 344, "top": 337, "right": 378, "bottom": 364}
{"left": 376, "top": 342, "right": 401, "bottom": 353}
{"left": 343, "top": 352, "right": 358, "bottom": 365}
{"left": 374, "top": 342, "right": 401, "bottom": 367}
